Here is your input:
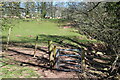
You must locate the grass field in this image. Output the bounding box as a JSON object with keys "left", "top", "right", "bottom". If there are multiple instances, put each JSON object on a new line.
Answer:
{"left": 2, "top": 19, "right": 97, "bottom": 46}
{"left": 2, "top": 19, "right": 78, "bottom": 41}
{"left": 1, "top": 19, "right": 99, "bottom": 78}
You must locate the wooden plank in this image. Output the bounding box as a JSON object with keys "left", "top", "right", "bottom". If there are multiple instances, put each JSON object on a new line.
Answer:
{"left": 59, "top": 49, "right": 81, "bottom": 52}
{"left": 54, "top": 48, "right": 83, "bottom": 72}
{"left": 59, "top": 54, "right": 81, "bottom": 57}
{"left": 59, "top": 59, "right": 81, "bottom": 62}
{"left": 56, "top": 68, "right": 82, "bottom": 72}
{"left": 59, "top": 64, "right": 81, "bottom": 67}
{"left": 56, "top": 49, "right": 60, "bottom": 57}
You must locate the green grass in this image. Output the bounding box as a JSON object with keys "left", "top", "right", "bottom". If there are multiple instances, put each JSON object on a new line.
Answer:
{"left": 0, "top": 57, "right": 41, "bottom": 78}
{"left": 1, "top": 19, "right": 100, "bottom": 78}
{"left": 0, "top": 64, "right": 40, "bottom": 78}
{"left": 2, "top": 19, "right": 98, "bottom": 46}
{"left": 3, "top": 19, "right": 79, "bottom": 35}
{"left": 2, "top": 19, "right": 78, "bottom": 39}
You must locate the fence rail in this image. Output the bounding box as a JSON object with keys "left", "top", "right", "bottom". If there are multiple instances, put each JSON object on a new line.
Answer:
{"left": 47, "top": 40, "right": 85, "bottom": 73}
{"left": 55, "top": 48, "right": 82, "bottom": 72}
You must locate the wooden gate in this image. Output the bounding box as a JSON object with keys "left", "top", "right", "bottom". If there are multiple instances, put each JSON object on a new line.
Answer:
{"left": 55, "top": 49, "right": 82, "bottom": 72}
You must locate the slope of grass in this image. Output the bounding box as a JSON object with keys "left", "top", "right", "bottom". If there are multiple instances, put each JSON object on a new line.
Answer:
{"left": 2, "top": 19, "right": 98, "bottom": 46}
{"left": 2, "top": 19, "right": 80, "bottom": 41}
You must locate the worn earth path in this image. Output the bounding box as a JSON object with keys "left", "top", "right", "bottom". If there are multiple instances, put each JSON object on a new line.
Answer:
{"left": 2, "top": 45, "right": 80, "bottom": 78}
{"left": 2, "top": 43, "right": 112, "bottom": 79}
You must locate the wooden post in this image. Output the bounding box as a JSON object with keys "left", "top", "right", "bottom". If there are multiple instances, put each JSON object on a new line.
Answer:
{"left": 6, "top": 27, "right": 11, "bottom": 51}
{"left": 81, "top": 48, "right": 86, "bottom": 79}
{"left": 33, "top": 36, "right": 39, "bottom": 57}
{"left": 49, "top": 46, "right": 57, "bottom": 69}
{"left": 48, "top": 40, "right": 53, "bottom": 52}
{"left": 53, "top": 46, "right": 57, "bottom": 58}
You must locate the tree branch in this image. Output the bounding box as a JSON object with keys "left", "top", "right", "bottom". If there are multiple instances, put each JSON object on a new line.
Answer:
{"left": 87, "top": 2, "right": 101, "bottom": 12}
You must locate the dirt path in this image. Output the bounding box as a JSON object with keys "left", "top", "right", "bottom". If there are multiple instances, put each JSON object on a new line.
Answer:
{"left": 2, "top": 46, "right": 79, "bottom": 78}
{"left": 2, "top": 43, "right": 113, "bottom": 79}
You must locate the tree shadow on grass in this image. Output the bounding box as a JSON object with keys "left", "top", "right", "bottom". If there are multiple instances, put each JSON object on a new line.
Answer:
{"left": 2, "top": 34, "right": 93, "bottom": 52}
{"left": 4, "top": 48, "right": 82, "bottom": 73}
{"left": 2, "top": 34, "right": 114, "bottom": 78}
{"left": 36, "top": 34, "right": 92, "bottom": 49}
{"left": 8, "top": 49, "right": 34, "bottom": 57}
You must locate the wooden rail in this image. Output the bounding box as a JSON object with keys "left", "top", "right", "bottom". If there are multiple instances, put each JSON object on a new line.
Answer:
{"left": 54, "top": 48, "right": 83, "bottom": 72}
{"left": 33, "top": 39, "right": 86, "bottom": 73}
